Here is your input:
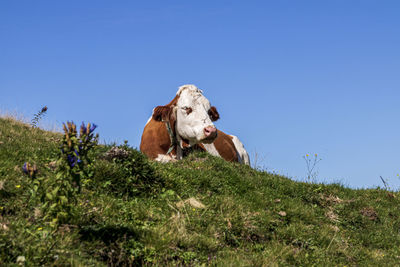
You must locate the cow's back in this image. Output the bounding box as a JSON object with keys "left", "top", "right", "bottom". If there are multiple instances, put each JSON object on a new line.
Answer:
{"left": 211, "top": 130, "right": 239, "bottom": 162}
{"left": 201, "top": 130, "right": 250, "bottom": 165}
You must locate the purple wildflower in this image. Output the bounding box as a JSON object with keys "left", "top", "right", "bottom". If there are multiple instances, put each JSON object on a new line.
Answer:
{"left": 74, "top": 150, "right": 82, "bottom": 164}
{"left": 67, "top": 154, "right": 78, "bottom": 168}
{"left": 89, "top": 123, "right": 97, "bottom": 134}
{"left": 22, "top": 162, "right": 28, "bottom": 174}
{"left": 67, "top": 155, "right": 74, "bottom": 167}
{"left": 67, "top": 150, "right": 82, "bottom": 168}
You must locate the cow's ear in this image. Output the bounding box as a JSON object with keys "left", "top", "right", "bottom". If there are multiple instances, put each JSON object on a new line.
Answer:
{"left": 208, "top": 106, "right": 220, "bottom": 121}
{"left": 152, "top": 106, "right": 172, "bottom": 121}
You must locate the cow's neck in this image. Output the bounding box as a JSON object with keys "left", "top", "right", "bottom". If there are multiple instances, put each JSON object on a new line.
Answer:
{"left": 168, "top": 127, "right": 194, "bottom": 160}
{"left": 163, "top": 120, "right": 177, "bottom": 155}
{"left": 161, "top": 117, "right": 186, "bottom": 160}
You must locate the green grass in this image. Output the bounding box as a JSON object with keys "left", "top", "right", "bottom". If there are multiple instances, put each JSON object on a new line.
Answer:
{"left": 1, "top": 116, "right": 400, "bottom": 266}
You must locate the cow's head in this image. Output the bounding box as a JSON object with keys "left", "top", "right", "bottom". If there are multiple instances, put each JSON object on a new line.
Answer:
{"left": 152, "top": 84, "right": 219, "bottom": 145}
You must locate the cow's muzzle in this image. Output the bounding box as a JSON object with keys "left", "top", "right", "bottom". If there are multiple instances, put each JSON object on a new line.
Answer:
{"left": 202, "top": 126, "right": 217, "bottom": 143}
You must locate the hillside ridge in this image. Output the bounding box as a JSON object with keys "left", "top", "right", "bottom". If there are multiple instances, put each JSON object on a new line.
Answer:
{"left": 0, "top": 117, "right": 399, "bottom": 266}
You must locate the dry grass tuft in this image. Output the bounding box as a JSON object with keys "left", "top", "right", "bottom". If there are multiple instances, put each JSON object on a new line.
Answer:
{"left": 326, "top": 208, "right": 339, "bottom": 222}
{"left": 176, "top": 197, "right": 206, "bottom": 209}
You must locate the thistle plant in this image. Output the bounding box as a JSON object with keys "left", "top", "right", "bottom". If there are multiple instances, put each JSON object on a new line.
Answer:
{"left": 42, "top": 121, "right": 98, "bottom": 226}
{"left": 31, "top": 106, "right": 48, "bottom": 128}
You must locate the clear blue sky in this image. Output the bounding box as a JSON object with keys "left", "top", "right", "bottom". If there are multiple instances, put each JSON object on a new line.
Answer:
{"left": 1, "top": 1, "right": 399, "bottom": 189}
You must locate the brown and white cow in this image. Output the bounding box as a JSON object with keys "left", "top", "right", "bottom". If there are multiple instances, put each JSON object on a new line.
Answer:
{"left": 140, "top": 84, "right": 250, "bottom": 165}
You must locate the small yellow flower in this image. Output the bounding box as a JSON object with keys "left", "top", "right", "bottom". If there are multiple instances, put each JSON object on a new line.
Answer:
{"left": 315, "top": 154, "right": 318, "bottom": 157}
{"left": 192, "top": 208, "right": 196, "bottom": 211}
{"left": 37, "top": 227, "right": 43, "bottom": 231}
{"left": 306, "top": 154, "right": 309, "bottom": 157}
{"left": 15, "top": 185, "right": 21, "bottom": 188}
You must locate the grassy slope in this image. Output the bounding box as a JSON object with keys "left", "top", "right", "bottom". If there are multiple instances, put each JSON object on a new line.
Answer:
{"left": 1, "top": 117, "right": 400, "bottom": 266}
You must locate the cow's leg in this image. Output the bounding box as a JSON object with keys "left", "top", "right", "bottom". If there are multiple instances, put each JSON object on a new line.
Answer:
{"left": 176, "top": 136, "right": 184, "bottom": 160}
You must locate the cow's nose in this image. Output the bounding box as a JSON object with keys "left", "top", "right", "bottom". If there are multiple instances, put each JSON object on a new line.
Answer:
{"left": 204, "top": 126, "right": 217, "bottom": 137}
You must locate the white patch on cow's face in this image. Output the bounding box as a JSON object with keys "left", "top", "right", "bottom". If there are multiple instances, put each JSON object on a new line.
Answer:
{"left": 175, "top": 85, "right": 217, "bottom": 145}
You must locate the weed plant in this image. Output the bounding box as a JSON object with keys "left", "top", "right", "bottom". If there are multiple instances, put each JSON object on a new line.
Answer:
{"left": 303, "top": 153, "right": 322, "bottom": 183}
{"left": 30, "top": 106, "right": 48, "bottom": 128}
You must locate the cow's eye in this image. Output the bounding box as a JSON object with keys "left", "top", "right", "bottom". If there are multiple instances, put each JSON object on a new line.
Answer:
{"left": 183, "top": 107, "right": 192, "bottom": 115}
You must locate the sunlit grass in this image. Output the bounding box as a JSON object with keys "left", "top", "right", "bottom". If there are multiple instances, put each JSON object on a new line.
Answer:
{"left": 1, "top": 116, "right": 400, "bottom": 265}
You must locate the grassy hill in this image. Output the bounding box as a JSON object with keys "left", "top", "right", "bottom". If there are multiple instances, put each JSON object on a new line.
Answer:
{"left": 1, "top": 116, "right": 400, "bottom": 266}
